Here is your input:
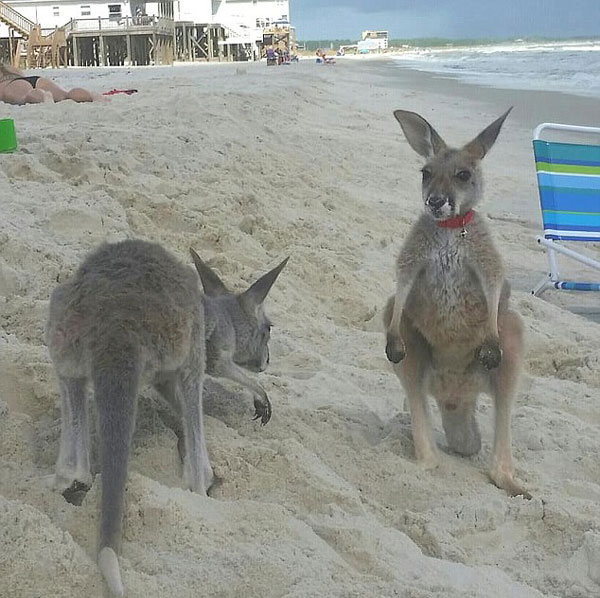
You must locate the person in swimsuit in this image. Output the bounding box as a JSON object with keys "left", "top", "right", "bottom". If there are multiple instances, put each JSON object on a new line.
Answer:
{"left": 0, "top": 65, "right": 102, "bottom": 105}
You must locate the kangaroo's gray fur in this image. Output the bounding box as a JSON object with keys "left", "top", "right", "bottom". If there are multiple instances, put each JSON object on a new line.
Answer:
{"left": 46, "top": 239, "right": 287, "bottom": 597}
{"left": 384, "top": 109, "right": 529, "bottom": 498}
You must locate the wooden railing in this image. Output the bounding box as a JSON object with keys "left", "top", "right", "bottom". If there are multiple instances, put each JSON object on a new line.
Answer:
{"left": 0, "top": 0, "right": 35, "bottom": 36}
{"left": 66, "top": 15, "right": 174, "bottom": 35}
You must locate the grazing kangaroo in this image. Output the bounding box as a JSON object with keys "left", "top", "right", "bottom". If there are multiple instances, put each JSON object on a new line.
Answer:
{"left": 46, "top": 239, "right": 287, "bottom": 597}
{"left": 383, "top": 108, "right": 529, "bottom": 498}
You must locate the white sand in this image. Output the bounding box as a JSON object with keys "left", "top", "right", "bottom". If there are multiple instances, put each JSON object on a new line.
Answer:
{"left": 0, "top": 60, "right": 599, "bottom": 598}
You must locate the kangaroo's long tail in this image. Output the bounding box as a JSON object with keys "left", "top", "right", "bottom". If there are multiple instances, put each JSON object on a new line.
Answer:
{"left": 93, "top": 346, "right": 141, "bottom": 597}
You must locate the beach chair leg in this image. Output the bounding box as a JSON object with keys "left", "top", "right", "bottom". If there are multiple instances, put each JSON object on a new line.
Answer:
{"left": 547, "top": 245, "right": 560, "bottom": 281}
{"left": 531, "top": 274, "right": 553, "bottom": 296}
{"left": 532, "top": 239, "right": 560, "bottom": 296}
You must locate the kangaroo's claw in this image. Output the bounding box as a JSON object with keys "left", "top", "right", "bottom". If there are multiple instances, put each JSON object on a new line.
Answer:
{"left": 476, "top": 339, "right": 502, "bottom": 369}
{"left": 386, "top": 334, "right": 406, "bottom": 363}
{"left": 253, "top": 395, "right": 272, "bottom": 425}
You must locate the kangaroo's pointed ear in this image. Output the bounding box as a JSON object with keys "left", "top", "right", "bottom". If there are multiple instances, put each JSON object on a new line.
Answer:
{"left": 463, "top": 107, "right": 512, "bottom": 159}
{"left": 190, "top": 248, "right": 228, "bottom": 296}
{"left": 241, "top": 257, "right": 289, "bottom": 307}
{"left": 393, "top": 109, "right": 446, "bottom": 158}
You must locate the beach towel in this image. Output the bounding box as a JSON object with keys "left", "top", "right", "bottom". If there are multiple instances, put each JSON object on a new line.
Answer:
{"left": 102, "top": 89, "right": 138, "bottom": 96}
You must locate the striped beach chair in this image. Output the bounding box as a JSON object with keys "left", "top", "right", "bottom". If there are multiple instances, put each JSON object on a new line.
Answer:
{"left": 531, "top": 123, "right": 600, "bottom": 295}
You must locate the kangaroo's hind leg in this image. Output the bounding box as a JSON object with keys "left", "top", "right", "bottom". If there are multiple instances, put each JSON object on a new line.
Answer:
{"left": 176, "top": 370, "right": 214, "bottom": 494}
{"left": 394, "top": 316, "right": 438, "bottom": 467}
{"left": 488, "top": 309, "right": 530, "bottom": 498}
{"left": 55, "top": 376, "right": 92, "bottom": 505}
{"left": 154, "top": 376, "right": 186, "bottom": 463}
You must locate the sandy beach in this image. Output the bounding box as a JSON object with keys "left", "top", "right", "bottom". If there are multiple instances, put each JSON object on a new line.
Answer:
{"left": 1, "top": 58, "right": 599, "bottom": 598}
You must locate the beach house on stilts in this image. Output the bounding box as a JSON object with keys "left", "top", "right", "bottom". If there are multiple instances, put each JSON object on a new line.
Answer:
{"left": 0, "top": 0, "right": 292, "bottom": 66}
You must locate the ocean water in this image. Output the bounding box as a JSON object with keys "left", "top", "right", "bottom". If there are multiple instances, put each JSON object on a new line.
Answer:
{"left": 391, "top": 41, "right": 600, "bottom": 98}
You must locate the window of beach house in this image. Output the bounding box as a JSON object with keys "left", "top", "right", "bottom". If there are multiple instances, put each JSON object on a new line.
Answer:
{"left": 108, "top": 4, "right": 122, "bottom": 19}
{"left": 53, "top": 6, "right": 59, "bottom": 16}
{"left": 81, "top": 5, "right": 91, "bottom": 16}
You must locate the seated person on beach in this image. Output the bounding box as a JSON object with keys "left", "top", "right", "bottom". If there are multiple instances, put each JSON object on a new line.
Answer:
{"left": 0, "top": 65, "right": 102, "bottom": 105}
{"left": 315, "top": 49, "right": 335, "bottom": 64}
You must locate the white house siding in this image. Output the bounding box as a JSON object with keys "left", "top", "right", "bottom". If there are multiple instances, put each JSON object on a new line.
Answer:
{"left": 0, "top": 0, "right": 133, "bottom": 33}
{"left": 211, "top": 0, "right": 289, "bottom": 29}
{"left": 0, "top": 0, "right": 291, "bottom": 42}
{"left": 173, "top": 0, "right": 212, "bottom": 23}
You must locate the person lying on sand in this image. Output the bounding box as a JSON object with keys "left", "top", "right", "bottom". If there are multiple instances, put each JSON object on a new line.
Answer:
{"left": 0, "top": 65, "right": 103, "bottom": 105}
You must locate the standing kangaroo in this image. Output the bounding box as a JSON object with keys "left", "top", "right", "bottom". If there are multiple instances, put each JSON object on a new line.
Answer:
{"left": 46, "top": 239, "right": 287, "bottom": 597}
{"left": 383, "top": 108, "right": 529, "bottom": 498}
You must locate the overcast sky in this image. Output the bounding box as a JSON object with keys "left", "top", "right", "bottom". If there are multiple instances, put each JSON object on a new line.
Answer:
{"left": 291, "top": 0, "right": 600, "bottom": 41}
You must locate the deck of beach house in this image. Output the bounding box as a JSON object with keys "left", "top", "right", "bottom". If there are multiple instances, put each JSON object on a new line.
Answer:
{"left": 0, "top": 0, "right": 292, "bottom": 66}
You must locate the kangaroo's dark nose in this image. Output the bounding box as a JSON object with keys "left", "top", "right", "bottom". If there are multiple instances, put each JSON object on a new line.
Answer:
{"left": 426, "top": 195, "right": 447, "bottom": 209}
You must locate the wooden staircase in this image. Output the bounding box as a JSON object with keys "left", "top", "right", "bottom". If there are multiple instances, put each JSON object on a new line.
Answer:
{"left": 0, "top": 0, "right": 35, "bottom": 65}
{"left": 0, "top": 0, "right": 35, "bottom": 37}
{"left": 0, "top": 1, "right": 67, "bottom": 67}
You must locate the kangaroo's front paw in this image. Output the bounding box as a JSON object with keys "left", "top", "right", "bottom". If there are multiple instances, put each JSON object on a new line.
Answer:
{"left": 253, "top": 394, "right": 272, "bottom": 425}
{"left": 476, "top": 338, "right": 502, "bottom": 369}
{"left": 386, "top": 334, "right": 406, "bottom": 363}
{"left": 62, "top": 480, "right": 92, "bottom": 506}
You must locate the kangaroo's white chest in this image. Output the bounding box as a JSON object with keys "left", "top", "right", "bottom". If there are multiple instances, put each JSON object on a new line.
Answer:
{"left": 426, "top": 240, "right": 473, "bottom": 301}
{"left": 408, "top": 235, "right": 488, "bottom": 349}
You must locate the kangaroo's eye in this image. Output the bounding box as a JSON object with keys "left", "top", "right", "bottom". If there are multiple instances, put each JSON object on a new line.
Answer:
{"left": 421, "top": 168, "right": 432, "bottom": 181}
{"left": 456, "top": 170, "right": 471, "bottom": 182}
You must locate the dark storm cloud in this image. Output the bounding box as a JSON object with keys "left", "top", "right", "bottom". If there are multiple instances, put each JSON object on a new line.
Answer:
{"left": 292, "top": 0, "right": 600, "bottom": 39}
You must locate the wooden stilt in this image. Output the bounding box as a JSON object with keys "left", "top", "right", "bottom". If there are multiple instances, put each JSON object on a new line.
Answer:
{"left": 72, "top": 35, "right": 79, "bottom": 66}
{"left": 99, "top": 33, "right": 105, "bottom": 66}
{"left": 126, "top": 33, "right": 132, "bottom": 65}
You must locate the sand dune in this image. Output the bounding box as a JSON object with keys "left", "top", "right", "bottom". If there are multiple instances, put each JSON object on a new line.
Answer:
{"left": 0, "top": 60, "right": 599, "bottom": 598}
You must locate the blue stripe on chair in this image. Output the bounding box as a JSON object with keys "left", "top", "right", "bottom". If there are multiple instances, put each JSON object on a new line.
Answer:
{"left": 542, "top": 212, "right": 600, "bottom": 228}
{"left": 541, "top": 158, "right": 600, "bottom": 167}
{"left": 537, "top": 173, "right": 600, "bottom": 190}
{"left": 538, "top": 189, "right": 600, "bottom": 212}
{"left": 554, "top": 281, "right": 600, "bottom": 291}
{"left": 533, "top": 140, "right": 600, "bottom": 164}
{"left": 543, "top": 219, "right": 600, "bottom": 233}
{"left": 545, "top": 232, "right": 600, "bottom": 241}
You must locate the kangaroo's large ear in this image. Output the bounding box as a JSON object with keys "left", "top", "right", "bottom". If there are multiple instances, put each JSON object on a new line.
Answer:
{"left": 190, "top": 248, "right": 229, "bottom": 296}
{"left": 241, "top": 257, "right": 289, "bottom": 307}
{"left": 463, "top": 107, "right": 512, "bottom": 159}
{"left": 393, "top": 109, "right": 446, "bottom": 158}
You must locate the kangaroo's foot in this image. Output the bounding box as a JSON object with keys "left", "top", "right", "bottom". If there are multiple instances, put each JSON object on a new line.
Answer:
{"left": 185, "top": 463, "right": 215, "bottom": 496}
{"left": 489, "top": 464, "right": 532, "bottom": 499}
{"left": 203, "top": 464, "right": 215, "bottom": 494}
{"left": 62, "top": 479, "right": 92, "bottom": 506}
{"left": 417, "top": 452, "right": 440, "bottom": 470}
{"left": 476, "top": 338, "right": 502, "bottom": 369}
{"left": 253, "top": 394, "right": 272, "bottom": 425}
{"left": 386, "top": 333, "right": 406, "bottom": 363}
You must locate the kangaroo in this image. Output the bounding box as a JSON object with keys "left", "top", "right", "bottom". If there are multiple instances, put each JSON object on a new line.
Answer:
{"left": 46, "top": 239, "right": 287, "bottom": 597}
{"left": 383, "top": 108, "right": 529, "bottom": 498}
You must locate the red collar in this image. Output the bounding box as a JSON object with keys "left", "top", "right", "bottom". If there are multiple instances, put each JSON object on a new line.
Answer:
{"left": 436, "top": 209, "right": 474, "bottom": 229}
